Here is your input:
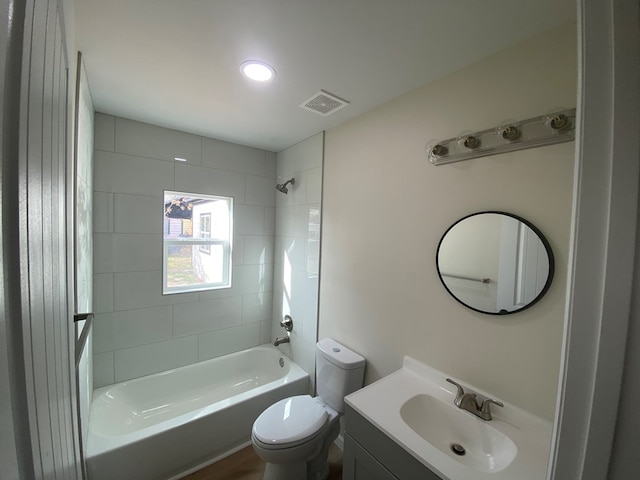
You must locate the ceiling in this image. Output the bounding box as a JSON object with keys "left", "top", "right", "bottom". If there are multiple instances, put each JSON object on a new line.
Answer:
{"left": 75, "top": 0, "right": 576, "bottom": 152}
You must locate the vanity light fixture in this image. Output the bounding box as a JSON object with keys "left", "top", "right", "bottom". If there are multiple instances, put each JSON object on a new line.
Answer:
{"left": 240, "top": 60, "right": 276, "bottom": 82}
{"left": 426, "top": 108, "right": 576, "bottom": 166}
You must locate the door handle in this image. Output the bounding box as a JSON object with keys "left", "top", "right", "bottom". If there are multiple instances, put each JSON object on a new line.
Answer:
{"left": 73, "top": 313, "right": 94, "bottom": 322}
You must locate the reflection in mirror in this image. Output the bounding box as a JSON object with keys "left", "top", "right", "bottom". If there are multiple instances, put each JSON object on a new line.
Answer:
{"left": 436, "top": 212, "right": 554, "bottom": 315}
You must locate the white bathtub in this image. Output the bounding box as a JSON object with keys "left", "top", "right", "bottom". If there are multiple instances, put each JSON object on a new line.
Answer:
{"left": 86, "top": 344, "right": 309, "bottom": 480}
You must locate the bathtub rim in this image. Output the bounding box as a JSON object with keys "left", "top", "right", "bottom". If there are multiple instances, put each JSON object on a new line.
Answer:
{"left": 86, "top": 343, "right": 309, "bottom": 458}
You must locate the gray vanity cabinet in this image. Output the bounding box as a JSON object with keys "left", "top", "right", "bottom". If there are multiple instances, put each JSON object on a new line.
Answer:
{"left": 343, "top": 404, "right": 443, "bottom": 480}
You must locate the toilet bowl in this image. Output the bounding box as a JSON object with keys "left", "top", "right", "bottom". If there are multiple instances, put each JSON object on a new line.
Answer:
{"left": 251, "top": 339, "right": 365, "bottom": 480}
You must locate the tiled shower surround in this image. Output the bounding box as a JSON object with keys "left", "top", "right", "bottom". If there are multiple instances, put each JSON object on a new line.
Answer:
{"left": 92, "top": 115, "right": 324, "bottom": 387}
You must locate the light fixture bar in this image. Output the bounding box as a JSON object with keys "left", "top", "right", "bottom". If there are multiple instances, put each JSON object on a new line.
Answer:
{"left": 427, "top": 108, "right": 576, "bottom": 166}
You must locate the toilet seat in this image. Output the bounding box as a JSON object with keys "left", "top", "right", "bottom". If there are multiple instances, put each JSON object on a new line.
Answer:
{"left": 252, "top": 395, "right": 328, "bottom": 448}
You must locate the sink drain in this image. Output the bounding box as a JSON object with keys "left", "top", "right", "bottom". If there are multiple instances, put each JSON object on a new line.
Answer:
{"left": 450, "top": 443, "right": 466, "bottom": 456}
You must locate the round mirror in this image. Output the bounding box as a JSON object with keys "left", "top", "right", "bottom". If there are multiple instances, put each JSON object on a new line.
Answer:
{"left": 436, "top": 211, "right": 554, "bottom": 315}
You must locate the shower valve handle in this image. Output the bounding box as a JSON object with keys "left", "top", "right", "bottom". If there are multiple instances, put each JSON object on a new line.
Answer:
{"left": 280, "top": 315, "right": 293, "bottom": 332}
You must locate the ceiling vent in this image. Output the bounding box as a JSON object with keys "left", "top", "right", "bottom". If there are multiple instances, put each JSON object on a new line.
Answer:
{"left": 299, "top": 90, "right": 350, "bottom": 116}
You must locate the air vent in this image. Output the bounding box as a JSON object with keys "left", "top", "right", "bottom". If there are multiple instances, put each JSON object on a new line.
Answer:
{"left": 299, "top": 90, "right": 350, "bottom": 116}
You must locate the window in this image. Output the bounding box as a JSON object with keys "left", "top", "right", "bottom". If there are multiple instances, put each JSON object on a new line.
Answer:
{"left": 199, "top": 213, "right": 211, "bottom": 254}
{"left": 163, "top": 191, "right": 233, "bottom": 294}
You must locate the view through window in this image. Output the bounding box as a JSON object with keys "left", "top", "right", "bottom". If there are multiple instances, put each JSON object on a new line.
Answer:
{"left": 163, "top": 191, "right": 233, "bottom": 294}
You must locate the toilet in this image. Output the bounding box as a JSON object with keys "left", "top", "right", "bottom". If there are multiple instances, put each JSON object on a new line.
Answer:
{"left": 251, "top": 338, "right": 365, "bottom": 480}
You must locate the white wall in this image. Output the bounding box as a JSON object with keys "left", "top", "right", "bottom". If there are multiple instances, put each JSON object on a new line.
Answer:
{"left": 271, "top": 133, "right": 324, "bottom": 385}
{"left": 319, "top": 24, "right": 576, "bottom": 420}
{"left": 92, "top": 114, "right": 276, "bottom": 387}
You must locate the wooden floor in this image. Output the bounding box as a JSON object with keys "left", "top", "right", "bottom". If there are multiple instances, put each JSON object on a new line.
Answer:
{"left": 181, "top": 443, "right": 343, "bottom": 480}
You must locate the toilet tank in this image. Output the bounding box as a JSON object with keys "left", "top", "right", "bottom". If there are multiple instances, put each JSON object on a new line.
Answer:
{"left": 315, "top": 338, "right": 365, "bottom": 413}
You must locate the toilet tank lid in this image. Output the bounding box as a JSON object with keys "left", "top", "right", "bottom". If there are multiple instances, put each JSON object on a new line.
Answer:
{"left": 317, "top": 338, "right": 365, "bottom": 370}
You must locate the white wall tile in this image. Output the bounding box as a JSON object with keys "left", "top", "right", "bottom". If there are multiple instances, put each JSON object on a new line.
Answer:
{"left": 235, "top": 205, "right": 265, "bottom": 235}
{"left": 94, "top": 150, "right": 174, "bottom": 196}
{"left": 93, "top": 352, "right": 114, "bottom": 387}
{"left": 236, "top": 264, "right": 273, "bottom": 294}
{"left": 244, "top": 236, "right": 274, "bottom": 265}
{"left": 246, "top": 175, "right": 276, "bottom": 207}
{"left": 202, "top": 137, "right": 265, "bottom": 175}
{"left": 173, "top": 296, "right": 242, "bottom": 336}
{"left": 289, "top": 174, "right": 307, "bottom": 207}
{"left": 232, "top": 236, "right": 245, "bottom": 266}
{"left": 115, "top": 117, "right": 202, "bottom": 165}
{"left": 271, "top": 290, "right": 291, "bottom": 324}
{"left": 115, "top": 194, "right": 163, "bottom": 234}
{"left": 272, "top": 134, "right": 323, "bottom": 375}
{"left": 92, "top": 313, "right": 114, "bottom": 353}
{"left": 293, "top": 205, "right": 313, "bottom": 238}
{"left": 306, "top": 167, "right": 322, "bottom": 204}
{"left": 198, "top": 323, "right": 260, "bottom": 361}
{"left": 93, "top": 273, "right": 114, "bottom": 313}
{"left": 94, "top": 113, "right": 115, "bottom": 152}
{"left": 306, "top": 239, "right": 320, "bottom": 275}
{"left": 302, "top": 278, "right": 319, "bottom": 344}
{"left": 265, "top": 152, "right": 277, "bottom": 178}
{"left": 114, "top": 270, "right": 199, "bottom": 311}
{"left": 272, "top": 263, "right": 284, "bottom": 296}
{"left": 296, "top": 133, "right": 324, "bottom": 171}
{"left": 93, "top": 192, "right": 114, "bottom": 232}
{"left": 93, "top": 115, "right": 283, "bottom": 387}
{"left": 112, "top": 234, "right": 161, "bottom": 272}
{"left": 276, "top": 147, "right": 296, "bottom": 177}
{"left": 287, "top": 269, "right": 307, "bottom": 324}
{"left": 276, "top": 236, "right": 305, "bottom": 273}
{"left": 93, "top": 233, "right": 114, "bottom": 273}
{"left": 174, "top": 163, "right": 245, "bottom": 202}
{"left": 307, "top": 204, "right": 321, "bottom": 241}
{"left": 114, "top": 336, "right": 198, "bottom": 382}
{"left": 287, "top": 333, "right": 316, "bottom": 379}
{"left": 242, "top": 294, "right": 273, "bottom": 324}
{"left": 112, "top": 306, "right": 173, "bottom": 350}
{"left": 260, "top": 321, "right": 272, "bottom": 344}
{"left": 197, "top": 267, "right": 243, "bottom": 300}
{"left": 276, "top": 206, "right": 294, "bottom": 238}
{"left": 264, "top": 207, "right": 276, "bottom": 236}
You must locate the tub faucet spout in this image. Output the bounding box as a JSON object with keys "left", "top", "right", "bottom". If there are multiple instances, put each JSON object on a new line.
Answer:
{"left": 274, "top": 336, "right": 290, "bottom": 346}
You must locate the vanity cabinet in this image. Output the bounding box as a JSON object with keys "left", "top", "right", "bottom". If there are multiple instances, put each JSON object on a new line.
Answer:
{"left": 343, "top": 404, "right": 442, "bottom": 480}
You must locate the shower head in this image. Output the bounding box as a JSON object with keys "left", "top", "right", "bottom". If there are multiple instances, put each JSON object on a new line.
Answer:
{"left": 276, "top": 177, "right": 295, "bottom": 194}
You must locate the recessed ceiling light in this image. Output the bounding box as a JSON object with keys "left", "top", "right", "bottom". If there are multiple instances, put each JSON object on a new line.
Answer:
{"left": 240, "top": 60, "right": 275, "bottom": 82}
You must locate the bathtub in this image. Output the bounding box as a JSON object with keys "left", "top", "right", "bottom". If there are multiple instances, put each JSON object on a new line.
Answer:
{"left": 86, "top": 344, "right": 309, "bottom": 480}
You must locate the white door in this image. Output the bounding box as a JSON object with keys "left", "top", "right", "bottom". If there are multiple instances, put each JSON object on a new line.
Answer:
{"left": 496, "top": 216, "right": 550, "bottom": 313}
{"left": 1, "top": 0, "right": 83, "bottom": 478}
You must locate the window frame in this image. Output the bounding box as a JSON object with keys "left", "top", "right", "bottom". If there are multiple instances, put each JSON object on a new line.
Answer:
{"left": 199, "top": 212, "right": 212, "bottom": 255}
{"left": 162, "top": 191, "right": 233, "bottom": 295}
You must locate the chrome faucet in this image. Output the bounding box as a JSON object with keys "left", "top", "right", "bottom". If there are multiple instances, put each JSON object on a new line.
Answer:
{"left": 446, "top": 378, "right": 504, "bottom": 421}
{"left": 273, "top": 336, "right": 290, "bottom": 346}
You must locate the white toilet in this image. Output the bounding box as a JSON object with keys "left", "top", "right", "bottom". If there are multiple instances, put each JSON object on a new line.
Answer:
{"left": 251, "top": 338, "right": 365, "bottom": 480}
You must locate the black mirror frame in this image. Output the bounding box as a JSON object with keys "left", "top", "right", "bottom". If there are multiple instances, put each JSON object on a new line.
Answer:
{"left": 436, "top": 211, "right": 555, "bottom": 315}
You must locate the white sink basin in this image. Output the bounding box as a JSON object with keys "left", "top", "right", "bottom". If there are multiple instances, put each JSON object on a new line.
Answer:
{"left": 345, "top": 357, "right": 552, "bottom": 480}
{"left": 400, "top": 394, "right": 517, "bottom": 472}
